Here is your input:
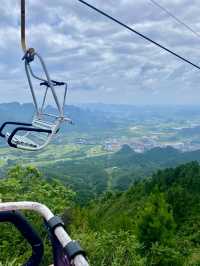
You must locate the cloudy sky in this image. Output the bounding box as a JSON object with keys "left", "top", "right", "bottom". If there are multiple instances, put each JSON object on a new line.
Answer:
{"left": 0, "top": 0, "right": 200, "bottom": 105}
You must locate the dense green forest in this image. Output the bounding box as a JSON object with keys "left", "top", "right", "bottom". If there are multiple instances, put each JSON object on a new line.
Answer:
{"left": 40, "top": 145, "right": 200, "bottom": 204}
{"left": 0, "top": 161, "right": 199, "bottom": 265}
{"left": 72, "top": 161, "right": 200, "bottom": 265}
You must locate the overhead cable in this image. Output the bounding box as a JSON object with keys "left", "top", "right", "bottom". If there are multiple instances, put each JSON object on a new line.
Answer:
{"left": 78, "top": 0, "right": 200, "bottom": 71}
{"left": 149, "top": 0, "right": 200, "bottom": 40}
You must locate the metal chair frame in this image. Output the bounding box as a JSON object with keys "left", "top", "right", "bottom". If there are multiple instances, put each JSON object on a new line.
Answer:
{"left": 0, "top": 0, "right": 71, "bottom": 151}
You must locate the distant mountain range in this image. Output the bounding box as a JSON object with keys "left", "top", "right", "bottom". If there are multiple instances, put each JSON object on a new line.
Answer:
{"left": 2, "top": 102, "right": 200, "bottom": 122}
{"left": 114, "top": 144, "right": 200, "bottom": 168}
{"left": 0, "top": 102, "right": 116, "bottom": 137}
{"left": 2, "top": 102, "right": 200, "bottom": 131}
{"left": 79, "top": 103, "right": 200, "bottom": 120}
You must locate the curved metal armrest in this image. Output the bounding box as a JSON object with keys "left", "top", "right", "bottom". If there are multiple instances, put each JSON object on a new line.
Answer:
{"left": 0, "top": 202, "right": 90, "bottom": 266}
{"left": 0, "top": 211, "right": 43, "bottom": 266}
{"left": 0, "top": 122, "right": 32, "bottom": 138}
{"left": 8, "top": 126, "right": 52, "bottom": 148}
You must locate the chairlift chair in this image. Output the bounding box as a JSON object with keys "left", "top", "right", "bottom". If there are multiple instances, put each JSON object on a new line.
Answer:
{"left": 0, "top": 0, "right": 72, "bottom": 151}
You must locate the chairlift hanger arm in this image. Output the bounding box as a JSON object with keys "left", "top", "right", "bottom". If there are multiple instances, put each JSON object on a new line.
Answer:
{"left": 26, "top": 60, "right": 47, "bottom": 83}
{"left": 21, "top": 0, "right": 27, "bottom": 53}
{"left": 21, "top": 1, "right": 65, "bottom": 90}
{"left": 21, "top": 1, "right": 67, "bottom": 90}
{"left": 21, "top": 0, "right": 35, "bottom": 55}
{"left": 25, "top": 52, "right": 64, "bottom": 116}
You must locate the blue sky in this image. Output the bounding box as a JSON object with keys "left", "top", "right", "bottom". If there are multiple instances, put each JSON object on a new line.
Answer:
{"left": 0, "top": 0, "right": 200, "bottom": 105}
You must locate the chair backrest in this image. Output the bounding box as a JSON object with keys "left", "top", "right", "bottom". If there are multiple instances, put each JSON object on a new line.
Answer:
{"left": 32, "top": 117, "right": 58, "bottom": 132}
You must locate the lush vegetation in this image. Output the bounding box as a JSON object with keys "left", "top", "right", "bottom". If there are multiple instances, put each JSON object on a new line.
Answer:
{"left": 0, "top": 161, "right": 199, "bottom": 265}
{"left": 3, "top": 144, "right": 200, "bottom": 205}
{"left": 71, "top": 161, "right": 200, "bottom": 265}
{"left": 0, "top": 165, "right": 75, "bottom": 265}
{"left": 39, "top": 145, "right": 200, "bottom": 204}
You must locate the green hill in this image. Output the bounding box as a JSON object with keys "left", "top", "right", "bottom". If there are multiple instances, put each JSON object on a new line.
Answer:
{"left": 39, "top": 145, "right": 200, "bottom": 203}
{"left": 71, "top": 161, "right": 200, "bottom": 265}
{"left": 0, "top": 162, "right": 199, "bottom": 265}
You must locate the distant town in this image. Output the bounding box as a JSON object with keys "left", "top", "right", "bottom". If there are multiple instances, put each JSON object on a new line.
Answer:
{"left": 73, "top": 136, "right": 200, "bottom": 153}
{"left": 73, "top": 121, "right": 200, "bottom": 153}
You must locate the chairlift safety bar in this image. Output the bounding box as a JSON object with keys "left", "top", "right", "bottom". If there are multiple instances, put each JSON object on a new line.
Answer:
{"left": 0, "top": 202, "right": 89, "bottom": 266}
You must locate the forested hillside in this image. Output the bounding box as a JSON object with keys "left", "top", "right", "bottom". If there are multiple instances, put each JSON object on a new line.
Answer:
{"left": 0, "top": 162, "right": 199, "bottom": 265}
{"left": 40, "top": 145, "right": 200, "bottom": 203}
{"left": 71, "top": 161, "right": 200, "bottom": 265}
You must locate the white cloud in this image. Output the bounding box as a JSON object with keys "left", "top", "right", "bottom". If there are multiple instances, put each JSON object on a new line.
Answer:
{"left": 0, "top": 0, "right": 200, "bottom": 104}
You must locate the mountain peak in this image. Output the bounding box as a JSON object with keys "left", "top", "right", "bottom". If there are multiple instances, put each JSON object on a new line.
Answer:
{"left": 117, "top": 144, "right": 134, "bottom": 155}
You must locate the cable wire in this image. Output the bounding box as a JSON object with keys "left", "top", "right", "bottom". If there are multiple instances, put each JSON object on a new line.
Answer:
{"left": 149, "top": 0, "right": 200, "bottom": 40}
{"left": 78, "top": 0, "right": 200, "bottom": 71}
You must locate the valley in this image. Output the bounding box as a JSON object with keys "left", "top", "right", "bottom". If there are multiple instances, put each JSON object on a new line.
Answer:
{"left": 0, "top": 103, "right": 200, "bottom": 265}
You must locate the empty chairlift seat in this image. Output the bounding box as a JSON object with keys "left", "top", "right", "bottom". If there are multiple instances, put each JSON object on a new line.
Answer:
{"left": 0, "top": 49, "right": 72, "bottom": 151}
{"left": 0, "top": 0, "right": 72, "bottom": 151}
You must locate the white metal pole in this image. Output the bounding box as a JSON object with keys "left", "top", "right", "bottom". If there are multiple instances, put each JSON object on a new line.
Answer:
{"left": 0, "top": 202, "right": 89, "bottom": 266}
